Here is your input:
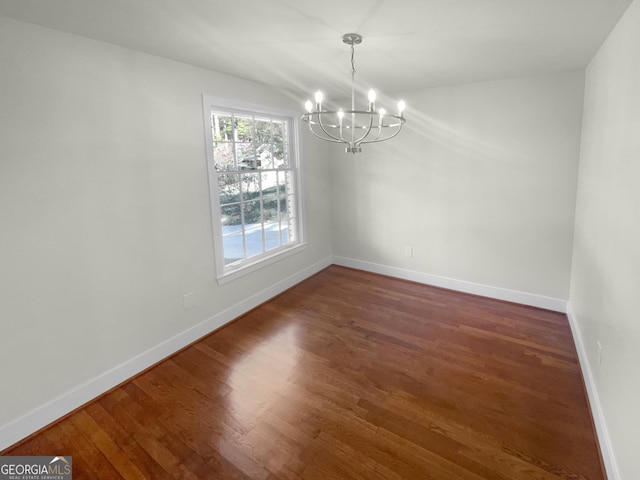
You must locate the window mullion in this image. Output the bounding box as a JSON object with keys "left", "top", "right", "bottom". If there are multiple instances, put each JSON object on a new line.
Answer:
{"left": 259, "top": 171, "right": 266, "bottom": 254}
{"left": 238, "top": 166, "right": 248, "bottom": 261}
{"left": 285, "top": 167, "right": 294, "bottom": 241}
{"left": 275, "top": 170, "right": 280, "bottom": 246}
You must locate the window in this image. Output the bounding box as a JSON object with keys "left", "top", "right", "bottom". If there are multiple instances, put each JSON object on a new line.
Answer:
{"left": 203, "top": 96, "right": 304, "bottom": 282}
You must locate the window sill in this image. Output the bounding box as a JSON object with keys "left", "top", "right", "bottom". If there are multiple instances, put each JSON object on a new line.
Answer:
{"left": 216, "top": 242, "right": 308, "bottom": 286}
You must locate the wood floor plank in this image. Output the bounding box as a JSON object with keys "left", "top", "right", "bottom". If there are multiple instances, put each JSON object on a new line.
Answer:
{"left": 2, "top": 266, "right": 604, "bottom": 479}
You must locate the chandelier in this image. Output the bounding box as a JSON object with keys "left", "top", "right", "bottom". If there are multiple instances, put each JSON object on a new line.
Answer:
{"left": 302, "top": 33, "right": 406, "bottom": 154}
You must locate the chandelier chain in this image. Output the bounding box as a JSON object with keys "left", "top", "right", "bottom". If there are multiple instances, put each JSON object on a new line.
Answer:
{"left": 350, "top": 42, "right": 356, "bottom": 81}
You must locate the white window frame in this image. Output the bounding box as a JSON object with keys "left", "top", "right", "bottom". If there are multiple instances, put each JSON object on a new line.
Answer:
{"left": 202, "top": 95, "right": 305, "bottom": 284}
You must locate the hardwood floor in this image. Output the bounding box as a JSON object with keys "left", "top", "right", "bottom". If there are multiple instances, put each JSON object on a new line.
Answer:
{"left": 3, "top": 266, "right": 604, "bottom": 479}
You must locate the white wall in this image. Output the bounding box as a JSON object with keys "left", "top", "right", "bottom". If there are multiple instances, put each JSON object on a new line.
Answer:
{"left": 570, "top": 0, "right": 640, "bottom": 478}
{"left": 3, "top": 9, "right": 634, "bottom": 474}
{"left": 330, "top": 72, "right": 584, "bottom": 301}
{"left": 0, "top": 15, "right": 332, "bottom": 445}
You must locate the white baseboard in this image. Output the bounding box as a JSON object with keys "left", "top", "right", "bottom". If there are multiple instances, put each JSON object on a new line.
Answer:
{"left": 0, "top": 256, "right": 333, "bottom": 452}
{"left": 566, "top": 303, "right": 619, "bottom": 480}
{"left": 332, "top": 256, "right": 567, "bottom": 312}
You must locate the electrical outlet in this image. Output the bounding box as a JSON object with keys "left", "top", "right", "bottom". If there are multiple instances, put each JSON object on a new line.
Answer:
{"left": 183, "top": 292, "right": 195, "bottom": 310}
{"left": 405, "top": 246, "right": 413, "bottom": 258}
{"left": 597, "top": 341, "right": 603, "bottom": 366}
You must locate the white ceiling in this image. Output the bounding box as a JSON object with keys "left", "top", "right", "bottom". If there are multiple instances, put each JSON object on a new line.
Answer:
{"left": 0, "top": 0, "right": 633, "bottom": 100}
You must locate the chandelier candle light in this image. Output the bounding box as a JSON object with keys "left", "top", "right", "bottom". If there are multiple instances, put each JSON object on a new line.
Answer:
{"left": 302, "top": 33, "right": 406, "bottom": 154}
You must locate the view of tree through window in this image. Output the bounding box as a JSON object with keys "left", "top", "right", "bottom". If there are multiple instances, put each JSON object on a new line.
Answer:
{"left": 208, "top": 108, "right": 299, "bottom": 270}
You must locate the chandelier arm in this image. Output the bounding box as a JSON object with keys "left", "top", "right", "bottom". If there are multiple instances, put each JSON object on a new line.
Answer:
{"left": 360, "top": 119, "right": 405, "bottom": 145}
{"left": 382, "top": 121, "right": 405, "bottom": 128}
{"left": 309, "top": 129, "right": 347, "bottom": 144}
{"left": 314, "top": 136, "right": 348, "bottom": 145}
{"left": 302, "top": 114, "right": 342, "bottom": 143}
{"left": 366, "top": 114, "right": 406, "bottom": 143}
{"left": 368, "top": 124, "right": 384, "bottom": 143}
{"left": 351, "top": 114, "right": 375, "bottom": 148}
{"left": 316, "top": 113, "right": 345, "bottom": 143}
